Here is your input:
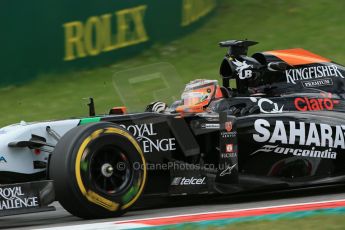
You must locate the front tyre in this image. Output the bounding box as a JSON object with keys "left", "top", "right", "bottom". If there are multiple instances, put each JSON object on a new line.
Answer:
{"left": 49, "top": 122, "right": 147, "bottom": 219}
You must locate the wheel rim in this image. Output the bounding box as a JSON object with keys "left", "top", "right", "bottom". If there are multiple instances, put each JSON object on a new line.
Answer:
{"left": 90, "top": 145, "right": 132, "bottom": 195}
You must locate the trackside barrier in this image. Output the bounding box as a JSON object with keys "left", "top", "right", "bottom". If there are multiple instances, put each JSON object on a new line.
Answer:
{"left": 0, "top": 0, "right": 217, "bottom": 85}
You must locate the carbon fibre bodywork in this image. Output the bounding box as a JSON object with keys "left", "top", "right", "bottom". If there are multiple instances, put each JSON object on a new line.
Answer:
{"left": 1, "top": 40, "right": 345, "bottom": 217}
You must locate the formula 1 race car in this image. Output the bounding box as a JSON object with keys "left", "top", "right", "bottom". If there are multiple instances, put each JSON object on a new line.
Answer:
{"left": 1, "top": 40, "right": 345, "bottom": 219}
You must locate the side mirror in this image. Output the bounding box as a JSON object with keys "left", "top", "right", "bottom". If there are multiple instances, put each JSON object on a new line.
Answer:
{"left": 87, "top": 97, "right": 95, "bottom": 116}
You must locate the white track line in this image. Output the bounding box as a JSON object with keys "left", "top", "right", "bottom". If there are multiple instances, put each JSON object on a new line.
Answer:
{"left": 36, "top": 223, "right": 150, "bottom": 230}
{"left": 36, "top": 198, "right": 345, "bottom": 230}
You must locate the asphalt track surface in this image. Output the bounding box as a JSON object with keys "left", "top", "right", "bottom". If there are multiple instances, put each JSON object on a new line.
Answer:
{"left": 2, "top": 185, "right": 345, "bottom": 230}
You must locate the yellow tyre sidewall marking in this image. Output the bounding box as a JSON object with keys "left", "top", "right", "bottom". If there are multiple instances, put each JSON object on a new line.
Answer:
{"left": 75, "top": 127, "right": 147, "bottom": 212}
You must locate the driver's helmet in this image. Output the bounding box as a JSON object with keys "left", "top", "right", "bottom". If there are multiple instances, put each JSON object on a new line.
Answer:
{"left": 177, "top": 79, "right": 223, "bottom": 112}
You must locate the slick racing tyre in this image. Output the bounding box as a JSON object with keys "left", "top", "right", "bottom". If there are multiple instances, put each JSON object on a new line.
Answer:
{"left": 49, "top": 122, "right": 147, "bottom": 219}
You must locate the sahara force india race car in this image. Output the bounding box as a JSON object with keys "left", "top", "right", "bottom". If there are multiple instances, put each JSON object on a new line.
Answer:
{"left": 1, "top": 40, "right": 345, "bottom": 219}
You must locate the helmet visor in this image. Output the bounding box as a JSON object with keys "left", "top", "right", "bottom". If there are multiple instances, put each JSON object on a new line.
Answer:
{"left": 181, "top": 85, "right": 216, "bottom": 106}
{"left": 182, "top": 91, "right": 209, "bottom": 106}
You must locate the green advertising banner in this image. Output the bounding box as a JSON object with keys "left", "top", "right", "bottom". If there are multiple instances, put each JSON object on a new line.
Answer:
{"left": 0, "top": 0, "right": 217, "bottom": 85}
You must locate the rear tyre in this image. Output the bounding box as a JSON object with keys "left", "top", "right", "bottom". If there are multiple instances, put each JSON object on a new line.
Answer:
{"left": 49, "top": 122, "right": 147, "bottom": 219}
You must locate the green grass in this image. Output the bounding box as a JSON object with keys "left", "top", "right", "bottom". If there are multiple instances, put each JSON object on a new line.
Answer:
{"left": 173, "top": 214, "right": 345, "bottom": 230}
{"left": 1, "top": 0, "right": 345, "bottom": 127}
